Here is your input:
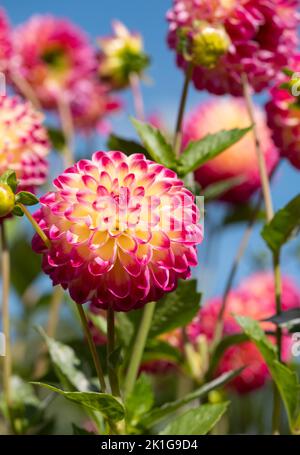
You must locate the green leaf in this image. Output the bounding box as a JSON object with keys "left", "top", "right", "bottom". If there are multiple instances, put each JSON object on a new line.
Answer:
{"left": 47, "top": 127, "right": 66, "bottom": 152}
{"left": 125, "top": 374, "right": 154, "bottom": 425}
{"left": 178, "top": 127, "right": 252, "bottom": 176}
{"left": 15, "top": 191, "right": 39, "bottom": 206}
{"left": 235, "top": 315, "right": 300, "bottom": 434}
{"left": 202, "top": 176, "right": 244, "bottom": 201}
{"left": 0, "top": 170, "right": 18, "bottom": 193}
{"left": 12, "top": 206, "right": 24, "bottom": 217}
{"left": 37, "top": 327, "right": 90, "bottom": 392}
{"left": 261, "top": 194, "right": 300, "bottom": 253}
{"left": 88, "top": 312, "right": 107, "bottom": 336}
{"left": 32, "top": 383, "right": 125, "bottom": 422}
{"left": 139, "top": 369, "right": 240, "bottom": 428}
{"left": 131, "top": 118, "right": 176, "bottom": 169}
{"left": 107, "top": 134, "right": 149, "bottom": 158}
{"left": 160, "top": 403, "right": 229, "bottom": 435}
{"left": 263, "top": 309, "right": 300, "bottom": 329}
{"left": 149, "top": 280, "right": 201, "bottom": 338}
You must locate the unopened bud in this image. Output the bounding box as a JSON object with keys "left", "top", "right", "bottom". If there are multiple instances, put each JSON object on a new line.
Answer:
{"left": 0, "top": 183, "right": 15, "bottom": 217}
{"left": 191, "top": 22, "right": 231, "bottom": 68}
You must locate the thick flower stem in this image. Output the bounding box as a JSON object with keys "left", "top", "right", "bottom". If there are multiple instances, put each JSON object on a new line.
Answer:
{"left": 76, "top": 303, "right": 107, "bottom": 393}
{"left": 130, "top": 72, "right": 145, "bottom": 121}
{"left": 1, "top": 222, "right": 12, "bottom": 419}
{"left": 107, "top": 307, "right": 121, "bottom": 397}
{"left": 124, "top": 301, "right": 156, "bottom": 397}
{"left": 242, "top": 73, "right": 283, "bottom": 435}
{"left": 173, "top": 62, "right": 193, "bottom": 158}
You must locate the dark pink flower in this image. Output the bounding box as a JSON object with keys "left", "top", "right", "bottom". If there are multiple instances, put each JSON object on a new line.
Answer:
{"left": 167, "top": 0, "right": 299, "bottom": 95}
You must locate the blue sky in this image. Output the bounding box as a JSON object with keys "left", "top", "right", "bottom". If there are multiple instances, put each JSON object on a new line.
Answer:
{"left": 2, "top": 0, "right": 300, "bottom": 300}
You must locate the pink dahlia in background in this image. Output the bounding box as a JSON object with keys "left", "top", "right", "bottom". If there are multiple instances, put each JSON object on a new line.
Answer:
{"left": 0, "top": 96, "right": 49, "bottom": 191}
{"left": 188, "top": 272, "right": 300, "bottom": 393}
{"left": 97, "top": 21, "right": 149, "bottom": 90}
{"left": 183, "top": 98, "right": 279, "bottom": 203}
{"left": 166, "top": 0, "right": 299, "bottom": 96}
{"left": 0, "top": 8, "right": 13, "bottom": 74}
{"left": 32, "top": 151, "right": 202, "bottom": 311}
{"left": 12, "top": 15, "right": 97, "bottom": 108}
{"left": 69, "top": 79, "right": 121, "bottom": 134}
{"left": 266, "top": 55, "right": 300, "bottom": 170}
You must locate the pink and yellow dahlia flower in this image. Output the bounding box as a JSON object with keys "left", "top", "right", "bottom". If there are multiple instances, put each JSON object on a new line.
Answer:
{"left": 266, "top": 55, "right": 300, "bottom": 170}
{"left": 0, "top": 96, "right": 49, "bottom": 191}
{"left": 97, "top": 21, "right": 149, "bottom": 90}
{"left": 32, "top": 151, "right": 203, "bottom": 311}
{"left": 188, "top": 272, "right": 300, "bottom": 393}
{"left": 167, "top": 0, "right": 299, "bottom": 95}
{"left": 13, "top": 15, "right": 97, "bottom": 108}
{"left": 183, "top": 98, "right": 279, "bottom": 203}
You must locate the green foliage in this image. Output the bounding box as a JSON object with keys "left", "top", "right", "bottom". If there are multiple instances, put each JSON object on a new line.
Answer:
{"left": 10, "top": 236, "right": 41, "bottom": 295}
{"left": 125, "top": 374, "right": 154, "bottom": 426}
{"left": 261, "top": 194, "right": 300, "bottom": 253}
{"left": 264, "top": 308, "right": 300, "bottom": 329}
{"left": 201, "top": 176, "right": 244, "bottom": 201}
{"left": 107, "top": 134, "right": 149, "bottom": 157}
{"left": 160, "top": 403, "right": 229, "bottom": 435}
{"left": 37, "top": 327, "right": 90, "bottom": 392}
{"left": 177, "top": 127, "right": 251, "bottom": 176}
{"left": 235, "top": 316, "right": 300, "bottom": 434}
{"left": 15, "top": 191, "right": 39, "bottom": 206}
{"left": 131, "top": 118, "right": 176, "bottom": 169}
{"left": 47, "top": 127, "right": 66, "bottom": 152}
{"left": 0, "top": 170, "right": 18, "bottom": 193}
{"left": 139, "top": 369, "right": 240, "bottom": 428}
{"left": 32, "top": 383, "right": 125, "bottom": 422}
{"left": 149, "top": 279, "right": 201, "bottom": 338}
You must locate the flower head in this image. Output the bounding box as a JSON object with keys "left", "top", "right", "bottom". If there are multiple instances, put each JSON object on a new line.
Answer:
{"left": 13, "top": 15, "right": 97, "bottom": 108}
{"left": 167, "top": 0, "right": 299, "bottom": 95}
{"left": 266, "top": 55, "right": 300, "bottom": 170}
{"left": 183, "top": 98, "right": 279, "bottom": 203}
{"left": 0, "top": 96, "right": 49, "bottom": 191}
{"left": 69, "top": 79, "right": 121, "bottom": 134}
{"left": 97, "top": 21, "right": 149, "bottom": 90}
{"left": 188, "top": 272, "right": 300, "bottom": 393}
{"left": 32, "top": 151, "right": 202, "bottom": 311}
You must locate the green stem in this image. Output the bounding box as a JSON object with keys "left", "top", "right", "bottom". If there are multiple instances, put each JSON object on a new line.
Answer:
{"left": 0, "top": 222, "right": 12, "bottom": 428}
{"left": 20, "top": 204, "right": 51, "bottom": 249}
{"left": 242, "top": 73, "right": 283, "bottom": 435}
{"left": 76, "top": 304, "right": 107, "bottom": 393}
{"left": 124, "top": 301, "right": 156, "bottom": 397}
{"left": 173, "top": 62, "right": 193, "bottom": 158}
{"left": 107, "top": 307, "right": 121, "bottom": 397}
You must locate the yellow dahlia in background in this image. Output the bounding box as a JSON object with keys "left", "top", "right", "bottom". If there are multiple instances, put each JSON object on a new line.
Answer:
{"left": 0, "top": 96, "right": 49, "bottom": 191}
{"left": 183, "top": 98, "right": 279, "bottom": 203}
{"left": 12, "top": 15, "right": 97, "bottom": 108}
{"left": 97, "top": 21, "right": 149, "bottom": 90}
{"left": 32, "top": 151, "right": 203, "bottom": 311}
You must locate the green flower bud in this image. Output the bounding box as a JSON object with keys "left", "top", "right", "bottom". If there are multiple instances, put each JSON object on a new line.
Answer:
{"left": 191, "top": 22, "right": 231, "bottom": 68}
{"left": 0, "top": 183, "right": 15, "bottom": 217}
